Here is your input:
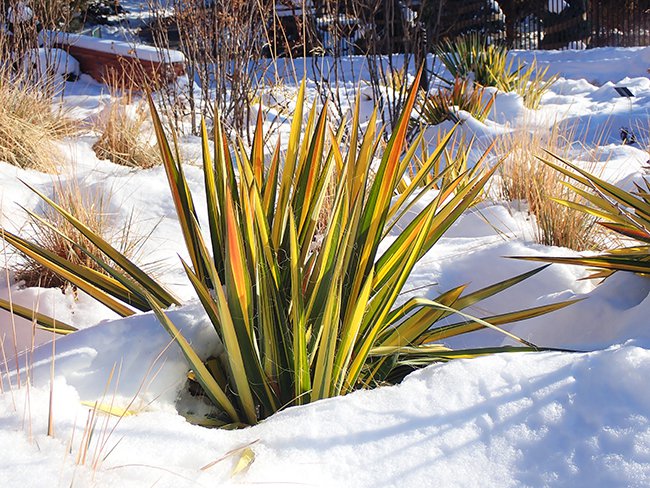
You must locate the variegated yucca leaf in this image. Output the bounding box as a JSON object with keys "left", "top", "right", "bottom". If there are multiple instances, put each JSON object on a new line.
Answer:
{"left": 0, "top": 297, "right": 76, "bottom": 335}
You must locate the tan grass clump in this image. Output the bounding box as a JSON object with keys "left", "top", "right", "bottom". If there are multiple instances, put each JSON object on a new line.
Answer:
{"left": 14, "top": 178, "right": 143, "bottom": 289}
{"left": 496, "top": 123, "right": 604, "bottom": 251}
{"left": 0, "top": 77, "right": 75, "bottom": 171}
{"left": 93, "top": 93, "right": 159, "bottom": 169}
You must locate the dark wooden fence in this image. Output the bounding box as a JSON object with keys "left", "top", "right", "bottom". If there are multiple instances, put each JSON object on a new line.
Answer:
{"left": 300, "top": 0, "right": 650, "bottom": 53}
{"left": 475, "top": 0, "right": 650, "bottom": 49}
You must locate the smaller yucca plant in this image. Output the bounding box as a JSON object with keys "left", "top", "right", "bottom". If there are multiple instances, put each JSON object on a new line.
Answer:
{"left": 434, "top": 33, "right": 508, "bottom": 87}
{"left": 513, "top": 61, "right": 558, "bottom": 110}
{"left": 418, "top": 77, "right": 495, "bottom": 125}
{"left": 494, "top": 58, "right": 558, "bottom": 110}
{"left": 434, "top": 34, "right": 557, "bottom": 110}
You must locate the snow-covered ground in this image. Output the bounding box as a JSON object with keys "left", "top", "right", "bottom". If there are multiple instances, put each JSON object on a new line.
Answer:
{"left": 1, "top": 31, "right": 650, "bottom": 486}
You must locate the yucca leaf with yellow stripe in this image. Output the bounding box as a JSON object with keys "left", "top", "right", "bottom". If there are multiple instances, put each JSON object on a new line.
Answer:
{"left": 541, "top": 152, "right": 650, "bottom": 220}
{"left": 380, "top": 286, "right": 466, "bottom": 347}
{"left": 418, "top": 299, "right": 582, "bottom": 344}
{"left": 201, "top": 117, "right": 224, "bottom": 279}
{"left": 289, "top": 212, "right": 310, "bottom": 403}
{"left": 272, "top": 80, "right": 306, "bottom": 249}
{"left": 1, "top": 229, "right": 138, "bottom": 317}
{"left": 0, "top": 298, "right": 77, "bottom": 334}
{"left": 148, "top": 96, "right": 210, "bottom": 284}
{"left": 143, "top": 290, "right": 241, "bottom": 423}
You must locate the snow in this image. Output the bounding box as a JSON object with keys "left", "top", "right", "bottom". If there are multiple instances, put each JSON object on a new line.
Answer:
{"left": 21, "top": 48, "right": 80, "bottom": 83}
{"left": 1, "top": 33, "right": 650, "bottom": 487}
{"left": 2, "top": 346, "right": 650, "bottom": 487}
{"left": 511, "top": 47, "right": 650, "bottom": 84}
{"left": 7, "top": 2, "right": 33, "bottom": 24}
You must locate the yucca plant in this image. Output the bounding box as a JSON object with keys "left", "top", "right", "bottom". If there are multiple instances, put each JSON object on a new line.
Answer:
{"left": 507, "top": 60, "right": 558, "bottom": 110}
{"left": 0, "top": 75, "right": 576, "bottom": 426}
{"left": 516, "top": 152, "right": 650, "bottom": 278}
{"left": 434, "top": 33, "right": 509, "bottom": 88}
{"left": 418, "top": 77, "right": 495, "bottom": 125}
{"left": 434, "top": 34, "right": 557, "bottom": 110}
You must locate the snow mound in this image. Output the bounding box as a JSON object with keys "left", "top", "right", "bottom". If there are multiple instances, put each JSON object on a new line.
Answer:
{"left": 1, "top": 346, "right": 649, "bottom": 487}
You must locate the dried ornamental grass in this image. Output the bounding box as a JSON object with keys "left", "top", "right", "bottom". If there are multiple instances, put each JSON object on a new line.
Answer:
{"left": 93, "top": 98, "right": 159, "bottom": 169}
{"left": 0, "top": 79, "right": 75, "bottom": 171}
{"left": 496, "top": 123, "right": 604, "bottom": 251}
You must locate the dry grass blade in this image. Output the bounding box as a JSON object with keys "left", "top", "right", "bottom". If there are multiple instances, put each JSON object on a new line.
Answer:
{"left": 200, "top": 440, "right": 260, "bottom": 471}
